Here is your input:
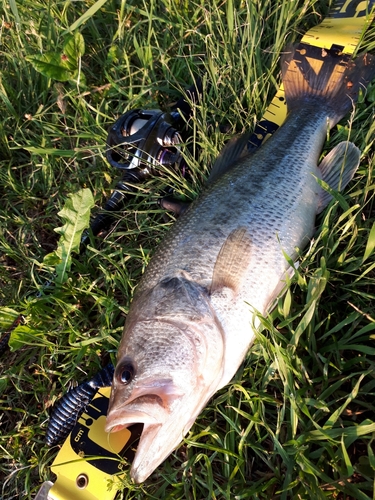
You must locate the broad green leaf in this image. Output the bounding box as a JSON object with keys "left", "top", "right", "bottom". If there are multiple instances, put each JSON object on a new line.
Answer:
{"left": 42, "top": 252, "right": 61, "bottom": 267}
{"left": 26, "top": 53, "right": 73, "bottom": 81}
{"left": 45, "top": 188, "right": 94, "bottom": 284}
{"left": 54, "top": 188, "right": 95, "bottom": 283}
{"left": 26, "top": 33, "right": 85, "bottom": 82}
{"left": 0, "top": 376, "right": 8, "bottom": 395}
{"left": 0, "top": 307, "right": 20, "bottom": 328}
{"left": 9, "top": 325, "right": 53, "bottom": 351}
{"left": 70, "top": 68, "right": 87, "bottom": 87}
{"left": 63, "top": 33, "right": 85, "bottom": 71}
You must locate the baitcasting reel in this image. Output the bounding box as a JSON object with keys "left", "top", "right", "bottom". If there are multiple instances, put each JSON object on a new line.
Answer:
{"left": 84, "top": 75, "right": 205, "bottom": 245}
{"left": 106, "top": 108, "right": 184, "bottom": 173}
{"left": 83, "top": 78, "right": 203, "bottom": 244}
{"left": 82, "top": 107, "right": 190, "bottom": 244}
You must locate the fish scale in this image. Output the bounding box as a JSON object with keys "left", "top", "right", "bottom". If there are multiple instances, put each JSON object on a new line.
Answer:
{"left": 137, "top": 108, "right": 326, "bottom": 312}
{"left": 106, "top": 46, "right": 375, "bottom": 483}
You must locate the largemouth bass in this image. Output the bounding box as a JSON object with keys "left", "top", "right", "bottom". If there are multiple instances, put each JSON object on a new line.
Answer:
{"left": 106, "top": 44, "right": 375, "bottom": 482}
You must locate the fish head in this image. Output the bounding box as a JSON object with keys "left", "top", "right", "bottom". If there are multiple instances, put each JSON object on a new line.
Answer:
{"left": 106, "top": 309, "right": 225, "bottom": 482}
{"left": 106, "top": 319, "right": 197, "bottom": 428}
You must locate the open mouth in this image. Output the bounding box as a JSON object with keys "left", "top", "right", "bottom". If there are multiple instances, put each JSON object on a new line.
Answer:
{"left": 105, "top": 408, "right": 159, "bottom": 433}
{"left": 105, "top": 394, "right": 169, "bottom": 434}
{"left": 104, "top": 383, "right": 199, "bottom": 483}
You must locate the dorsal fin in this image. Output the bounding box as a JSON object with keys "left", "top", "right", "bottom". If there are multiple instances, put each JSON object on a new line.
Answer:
{"left": 207, "top": 132, "right": 251, "bottom": 185}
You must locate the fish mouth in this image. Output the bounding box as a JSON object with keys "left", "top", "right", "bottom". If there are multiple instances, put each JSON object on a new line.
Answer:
{"left": 105, "top": 394, "right": 173, "bottom": 483}
{"left": 105, "top": 407, "right": 160, "bottom": 431}
{"left": 105, "top": 390, "right": 214, "bottom": 483}
{"left": 105, "top": 378, "right": 185, "bottom": 436}
{"left": 105, "top": 371, "right": 223, "bottom": 482}
{"left": 106, "top": 415, "right": 181, "bottom": 482}
{"left": 105, "top": 394, "right": 168, "bottom": 431}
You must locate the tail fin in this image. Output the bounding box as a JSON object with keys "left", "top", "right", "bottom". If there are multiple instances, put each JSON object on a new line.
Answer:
{"left": 281, "top": 43, "right": 375, "bottom": 127}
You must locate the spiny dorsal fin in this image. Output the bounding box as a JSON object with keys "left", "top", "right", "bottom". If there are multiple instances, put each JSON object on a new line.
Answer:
{"left": 317, "top": 141, "right": 360, "bottom": 214}
{"left": 207, "top": 132, "right": 251, "bottom": 185}
{"left": 211, "top": 227, "right": 252, "bottom": 295}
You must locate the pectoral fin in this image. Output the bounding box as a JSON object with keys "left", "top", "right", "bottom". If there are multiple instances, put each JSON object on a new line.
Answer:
{"left": 317, "top": 141, "right": 360, "bottom": 213}
{"left": 211, "top": 227, "right": 252, "bottom": 295}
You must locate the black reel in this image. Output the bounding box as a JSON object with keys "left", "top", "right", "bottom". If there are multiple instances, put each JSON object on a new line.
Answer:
{"left": 80, "top": 108, "right": 188, "bottom": 247}
{"left": 106, "top": 109, "right": 184, "bottom": 173}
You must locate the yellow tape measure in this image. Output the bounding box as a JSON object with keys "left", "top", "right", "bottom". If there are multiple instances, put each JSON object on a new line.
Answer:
{"left": 302, "top": 0, "right": 374, "bottom": 53}
{"left": 36, "top": 1, "right": 375, "bottom": 498}
{"left": 248, "top": 0, "right": 375, "bottom": 150}
{"left": 36, "top": 388, "right": 142, "bottom": 500}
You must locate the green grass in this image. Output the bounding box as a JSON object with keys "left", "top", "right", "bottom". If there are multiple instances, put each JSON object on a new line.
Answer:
{"left": 1, "top": 0, "right": 375, "bottom": 498}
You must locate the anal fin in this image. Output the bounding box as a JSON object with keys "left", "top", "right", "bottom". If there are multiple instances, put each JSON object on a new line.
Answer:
{"left": 317, "top": 141, "right": 360, "bottom": 214}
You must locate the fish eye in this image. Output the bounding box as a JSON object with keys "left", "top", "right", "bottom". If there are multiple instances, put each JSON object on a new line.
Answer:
{"left": 117, "top": 360, "right": 136, "bottom": 385}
